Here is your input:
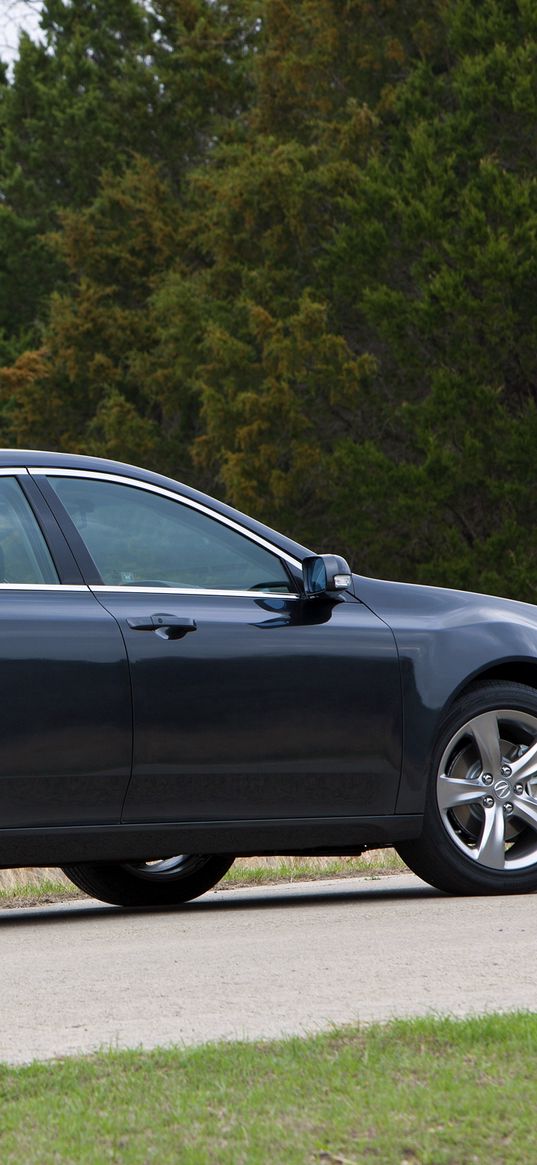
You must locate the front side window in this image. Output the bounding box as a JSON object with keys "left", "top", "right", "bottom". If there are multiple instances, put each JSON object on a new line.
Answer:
{"left": 47, "top": 477, "right": 294, "bottom": 593}
{"left": 0, "top": 477, "right": 58, "bottom": 584}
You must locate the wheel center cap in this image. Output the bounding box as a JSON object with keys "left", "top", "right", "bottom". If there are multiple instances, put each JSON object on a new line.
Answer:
{"left": 494, "top": 778, "right": 512, "bottom": 800}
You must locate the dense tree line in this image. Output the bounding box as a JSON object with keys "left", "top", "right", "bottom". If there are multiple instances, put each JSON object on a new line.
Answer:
{"left": 1, "top": 0, "right": 536, "bottom": 598}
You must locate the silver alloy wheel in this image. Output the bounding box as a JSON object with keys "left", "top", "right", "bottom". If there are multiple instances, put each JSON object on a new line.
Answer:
{"left": 437, "top": 708, "right": 537, "bottom": 871}
{"left": 121, "top": 855, "right": 210, "bottom": 881}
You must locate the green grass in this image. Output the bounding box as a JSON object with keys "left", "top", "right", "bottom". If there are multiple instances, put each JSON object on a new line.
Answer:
{"left": 0, "top": 851, "right": 406, "bottom": 906}
{"left": 0, "top": 878, "right": 77, "bottom": 898}
{"left": 222, "top": 851, "right": 405, "bottom": 887}
{"left": 0, "top": 1013, "right": 535, "bottom": 1164}
{"left": 0, "top": 879, "right": 81, "bottom": 907}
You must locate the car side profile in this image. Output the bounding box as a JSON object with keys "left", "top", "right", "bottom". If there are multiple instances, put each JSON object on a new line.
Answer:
{"left": 1, "top": 449, "right": 537, "bottom": 904}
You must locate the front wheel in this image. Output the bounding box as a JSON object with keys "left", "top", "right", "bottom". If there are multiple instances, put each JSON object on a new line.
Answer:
{"left": 61, "top": 854, "right": 235, "bottom": 907}
{"left": 396, "top": 681, "right": 537, "bottom": 895}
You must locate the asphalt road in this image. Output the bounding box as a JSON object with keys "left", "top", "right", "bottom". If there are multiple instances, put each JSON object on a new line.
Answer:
{"left": 1, "top": 872, "right": 535, "bottom": 1065}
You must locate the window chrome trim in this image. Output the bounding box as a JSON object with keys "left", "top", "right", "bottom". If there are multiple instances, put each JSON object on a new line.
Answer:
{"left": 91, "top": 585, "right": 299, "bottom": 599}
{"left": 0, "top": 584, "right": 88, "bottom": 591}
{"left": 0, "top": 468, "right": 28, "bottom": 476}
{"left": 28, "top": 467, "right": 303, "bottom": 569}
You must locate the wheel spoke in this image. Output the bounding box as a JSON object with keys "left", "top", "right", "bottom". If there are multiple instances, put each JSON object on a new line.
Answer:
{"left": 474, "top": 803, "right": 506, "bottom": 870}
{"left": 468, "top": 711, "right": 502, "bottom": 776}
{"left": 512, "top": 793, "right": 537, "bottom": 833}
{"left": 435, "top": 701, "right": 537, "bottom": 877}
{"left": 510, "top": 741, "right": 537, "bottom": 784}
{"left": 437, "top": 774, "right": 483, "bottom": 812}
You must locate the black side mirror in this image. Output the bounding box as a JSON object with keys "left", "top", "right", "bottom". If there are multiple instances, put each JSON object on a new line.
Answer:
{"left": 302, "top": 554, "right": 353, "bottom": 597}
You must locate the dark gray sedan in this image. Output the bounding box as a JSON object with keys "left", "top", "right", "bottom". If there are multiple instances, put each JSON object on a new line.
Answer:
{"left": 1, "top": 449, "right": 537, "bottom": 903}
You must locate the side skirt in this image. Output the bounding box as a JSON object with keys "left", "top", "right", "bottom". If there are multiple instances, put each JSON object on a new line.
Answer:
{"left": 0, "top": 814, "right": 423, "bottom": 868}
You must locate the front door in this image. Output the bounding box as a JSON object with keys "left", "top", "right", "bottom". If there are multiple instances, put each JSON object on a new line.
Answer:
{"left": 41, "top": 471, "right": 401, "bottom": 824}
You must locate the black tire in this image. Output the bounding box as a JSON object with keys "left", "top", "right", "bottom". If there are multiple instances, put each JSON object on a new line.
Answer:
{"left": 61, "top": 854, "right": 235, "bottom": 907}
{"left": 396, "top": 681, "right": 537, "bottom": 895}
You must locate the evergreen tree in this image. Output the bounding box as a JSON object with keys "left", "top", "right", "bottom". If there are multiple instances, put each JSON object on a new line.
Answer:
{"left": 165, "top": 0, "right": 440, "bottom": 538}
{"left": 325, "top": 0, "right": 537, "bottom": 597}
{"left": 3, "top": 0, "right": 537, "bottom": 601}
{"left": 1, "top": 1, "right": 154, "bottom": 349}
{"left": 0, "top": 0, "right": 254, "bottom": 352}
{"left": 0, "top": 0, "right": 256, "bottom": 468}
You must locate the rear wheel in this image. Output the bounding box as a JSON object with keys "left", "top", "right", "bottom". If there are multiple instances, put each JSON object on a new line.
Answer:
{"left": 396, "top": 681, "right": 537, "bottom": 895}
{"left": 61, "top": 854, "right": 234, "bottom": 907}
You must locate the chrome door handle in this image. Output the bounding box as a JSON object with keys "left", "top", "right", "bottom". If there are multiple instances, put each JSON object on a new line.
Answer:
{"left": 127, "top": 614, "right": 197, "bottom": 637}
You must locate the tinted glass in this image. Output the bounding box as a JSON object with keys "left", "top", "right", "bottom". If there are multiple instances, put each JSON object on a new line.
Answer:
{"left": 0, "top": 477, "right": 58, "bottom": 584}
{"left": 48, "top": 477, "right": 294, "bottom": 592}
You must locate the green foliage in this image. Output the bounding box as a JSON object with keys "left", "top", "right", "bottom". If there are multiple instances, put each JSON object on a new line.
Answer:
{"left": 0, "top": 0, "right": 253, "bottom": 349}
{"left": 2, "top": 0, "right": 537, "bottom": 598}
{"left": 324, "top": 0, "right": 537, "bottom": 594}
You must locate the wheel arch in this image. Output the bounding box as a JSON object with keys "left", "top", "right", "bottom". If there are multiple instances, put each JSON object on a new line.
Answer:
{"left": 448, "top": 660, "right": 537, "bottom": 712}
{"left": 396, "top": 677, "right": 537, "bottom": 894}
{"left": 396, "top": 659, "right": 537, "bottom": 817}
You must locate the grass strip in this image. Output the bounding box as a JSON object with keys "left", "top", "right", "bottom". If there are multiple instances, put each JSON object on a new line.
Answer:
{"left": 222, "top": 853, "right": 405, "bottom": 887}
{"left": 0, "top": 880, "right": 82, "bottom": 908}
{"left": 0, "top": 1013, "right": 535, "bottom": 1164}
{"left": 0, "top": 853, "right": 406, "bottom": 906}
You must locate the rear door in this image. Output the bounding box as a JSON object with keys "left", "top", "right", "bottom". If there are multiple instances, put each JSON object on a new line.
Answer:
{"left": 0, "top": 472, "right": 131, "bottom": 829}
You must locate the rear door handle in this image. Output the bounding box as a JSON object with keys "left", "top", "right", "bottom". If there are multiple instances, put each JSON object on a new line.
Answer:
{"left": 127, "top": 614, "right": 197, "bottom": 638}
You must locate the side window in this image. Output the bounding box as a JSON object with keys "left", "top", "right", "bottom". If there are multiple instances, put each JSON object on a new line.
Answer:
{"left": 47, "top": 477, "right": 294, "bottom": 593}
{"left": 0, "top": 477, "right": 58, "bottom": 584}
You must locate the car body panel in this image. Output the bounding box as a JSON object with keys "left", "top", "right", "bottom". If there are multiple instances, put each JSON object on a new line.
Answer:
{"left": 356, "top": 575, "right": 537, "bottom": 813}
{"left": 92, "top": 589, "right": 402, "bottom": 822}
{"left": 0, "top": 814, "right": 422, "bottom": 868}
{"left": 0, "top": 587, "right": 132, "bottom": 828}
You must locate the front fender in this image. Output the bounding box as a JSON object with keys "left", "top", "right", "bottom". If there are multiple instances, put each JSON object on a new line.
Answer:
{"left": 355, "top": 575, "right": 537, "bottom": 813}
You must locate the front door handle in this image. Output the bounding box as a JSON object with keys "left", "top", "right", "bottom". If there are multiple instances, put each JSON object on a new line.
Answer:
{"left": 127, "top": 614, "right": 197, "bottom": 638}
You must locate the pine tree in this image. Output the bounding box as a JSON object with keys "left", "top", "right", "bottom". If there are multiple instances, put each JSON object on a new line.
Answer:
{"left": 325, "top": 0, "right": 537, "bottom": 597}
{"left": 0, "top": 0, "right": 256, "bottom": 471}
{"left": 3, "top": 0, "right": 537, "bottom": 601}
{"left": 166, "top": 0, "right": 438, "bottom": 539}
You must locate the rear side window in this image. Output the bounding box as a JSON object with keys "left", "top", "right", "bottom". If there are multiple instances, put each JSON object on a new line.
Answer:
{"left": 0, "top": 477, "right": 58, "bottom": 584}
{"left": 47, "top": 476, "right": 294, "bottom": 593}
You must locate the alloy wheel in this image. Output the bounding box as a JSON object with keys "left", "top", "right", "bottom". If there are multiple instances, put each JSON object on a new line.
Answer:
{"left": 437, "top": 708, "right": 537, "bottom": 872}
{"left": 121, "top": 855, "right": 210, "bottom": 881}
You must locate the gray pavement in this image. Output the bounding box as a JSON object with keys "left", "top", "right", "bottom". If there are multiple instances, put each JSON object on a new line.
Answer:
{"left": 1, "top": 872, "right": 534, "bottom": 1064}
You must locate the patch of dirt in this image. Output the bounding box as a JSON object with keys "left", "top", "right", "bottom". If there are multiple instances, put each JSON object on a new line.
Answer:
{"left": 0, "top": 891, "right": 83, "bottom": 910}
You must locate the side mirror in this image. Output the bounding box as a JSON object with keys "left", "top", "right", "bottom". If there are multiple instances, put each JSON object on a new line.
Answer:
{"left": 302, "top": 554, "right": 353, "bottom": 597}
